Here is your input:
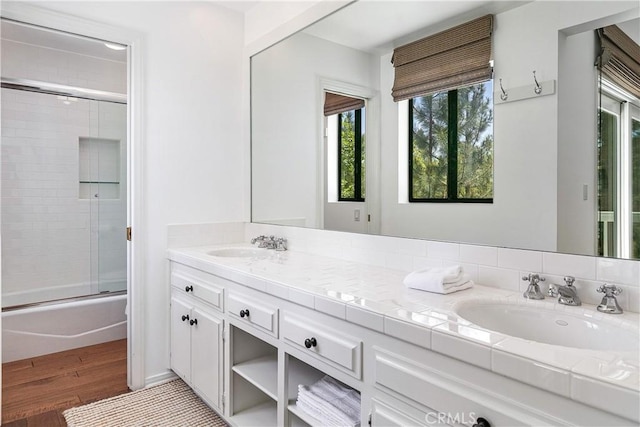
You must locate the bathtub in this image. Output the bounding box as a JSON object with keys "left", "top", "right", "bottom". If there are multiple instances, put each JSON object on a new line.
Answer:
{"left": 2, "top": 293, "right": 127, "bottom": 362}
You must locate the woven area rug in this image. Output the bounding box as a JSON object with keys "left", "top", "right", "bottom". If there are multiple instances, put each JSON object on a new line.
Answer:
{"left": 63, "top": 378, "right": 228, "bottom": 426}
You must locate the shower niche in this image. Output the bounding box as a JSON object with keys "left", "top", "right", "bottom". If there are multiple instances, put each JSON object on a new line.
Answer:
{"left": 79, "top": 137, "right": 121, "bottom": 200}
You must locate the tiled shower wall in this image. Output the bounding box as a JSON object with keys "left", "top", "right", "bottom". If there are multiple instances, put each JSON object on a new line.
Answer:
{"left": 1, "top": 40, "right": 127, "bottom": 306}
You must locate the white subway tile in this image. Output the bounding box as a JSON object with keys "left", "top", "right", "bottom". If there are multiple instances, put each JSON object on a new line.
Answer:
{"left": 460, "top": 244, "right": 497, "bottom": 266}
{"left": 543, "top": 252, "right": 596, "bottom": 280}
{"left": 596, "top": 258, "right": 639, "bottom": 287}
{"left": 478, "top": 266, "right": 520, "bottom": 291}
{"left": 426, "top": 241, "right": 459, "bottom": 260}
{"left": 498, "top": 248, "right": 543, "bottom": 271}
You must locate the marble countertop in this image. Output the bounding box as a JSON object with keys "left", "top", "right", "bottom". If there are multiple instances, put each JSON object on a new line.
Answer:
{"left": 168, "top": 244, "right": 640, "bottom": 419}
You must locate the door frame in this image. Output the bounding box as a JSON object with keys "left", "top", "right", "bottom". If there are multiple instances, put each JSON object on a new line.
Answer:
{"left": 0, "top": 3, "right": 146, "bottom": 389}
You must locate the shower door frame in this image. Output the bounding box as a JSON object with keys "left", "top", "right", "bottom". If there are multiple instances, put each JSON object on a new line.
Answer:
{"left": 0, "top": 3, "right": 146, "bottom": 390}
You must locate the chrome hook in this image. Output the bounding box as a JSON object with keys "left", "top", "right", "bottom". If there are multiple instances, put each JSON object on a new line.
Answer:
{"left": 499, "top": 78, "right": 508, "bottom": 101}
{"left": 533, "top": 70, "right": 542, "bottom": 94}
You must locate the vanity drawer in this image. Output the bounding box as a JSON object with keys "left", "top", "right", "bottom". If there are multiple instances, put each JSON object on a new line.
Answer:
{"left": 374, "top": 348, "right": 537, "bottom": 427}
{"left": 282, "top": 313, "right": 362, "bottom": 379}
{"left": 171, "top": 265, "right": 224, "bottom": 312}
{"left": 227, "top": 291, "right": 279, "bottom": 337}
{"left": 371, "top": 395, "right": 444, "bottom": 427}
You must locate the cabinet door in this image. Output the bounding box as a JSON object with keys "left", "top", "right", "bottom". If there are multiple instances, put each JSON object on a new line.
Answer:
{"left": 191, "top": 307, "right": 224, "bottom": 410}
{"left": 170, "top": 296, "right": 192, "bottom": 382}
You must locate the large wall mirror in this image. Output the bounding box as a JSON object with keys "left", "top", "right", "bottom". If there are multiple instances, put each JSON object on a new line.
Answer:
{"left": 251, "top": 0, "right": 640, "bottom": 259}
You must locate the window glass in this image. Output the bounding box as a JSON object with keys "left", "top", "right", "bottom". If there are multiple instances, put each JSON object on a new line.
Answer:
{"left": 338, "top": 108, "right": 365, "bottom": 201}
{"left": 410, "top": 81, "right": 493, "bottom": 202}
{"left": 632, "top": 117, "right": 639, "bottom": 258}
{"left": 597, "top": 109, "right": 618, "bottom": 257}
{"left": 457, "top": 81, "right": 494, "bottom": 199}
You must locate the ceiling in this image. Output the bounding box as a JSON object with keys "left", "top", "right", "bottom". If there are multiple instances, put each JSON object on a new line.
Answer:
{"left": 1, "top": 19, "right": 127, "bottom": 62}
{"left": 217, "top": 0, "right": 260, "bottom": 13}
{"left": 303, "top": 1, "right": 528, "bottom": 53}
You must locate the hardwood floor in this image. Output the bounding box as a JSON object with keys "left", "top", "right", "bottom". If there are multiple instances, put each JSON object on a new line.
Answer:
{"left": 2, "top": 339, "right": 129, "bottom": 426}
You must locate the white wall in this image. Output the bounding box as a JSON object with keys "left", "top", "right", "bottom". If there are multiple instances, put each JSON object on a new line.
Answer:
{"left": 557, "top": 30, "right": 598, "bottom": 255}
{"left": 251, "top": 32, "right": 376, "bottom": 229}
{"left": 21, "top": 0, "right": 245, "bottom": 384}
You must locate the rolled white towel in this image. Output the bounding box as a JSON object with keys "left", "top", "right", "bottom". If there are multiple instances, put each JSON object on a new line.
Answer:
{"left": 404, "top": 266, "right": 473, "bottom": 294}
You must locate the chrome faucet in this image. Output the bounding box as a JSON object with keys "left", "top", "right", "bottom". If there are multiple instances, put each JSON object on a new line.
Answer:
{"left": 548, "top": 276, "right": 581, "bottom": 306}
{"left": 250, "top": 235, "right": 287, "bottom": 251}
{"left": 522, "top": 273, "right": 545, "bottom": 300}
{"left": 596, "top": 284, "right": 623, "bottom": 314}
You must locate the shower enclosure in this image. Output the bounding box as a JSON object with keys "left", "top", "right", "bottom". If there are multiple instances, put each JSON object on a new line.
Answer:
{"left": 1, "top": 18, "right": 129, "bottom": 361}
{"left": 1, "top": 85, "right": 128, "bottom": 307}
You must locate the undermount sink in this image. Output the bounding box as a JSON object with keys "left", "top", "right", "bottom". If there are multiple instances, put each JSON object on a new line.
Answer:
{"left": 454, "top": 300, "right": 639, "bottom": 352}
{"left": 207, "top": 248, "right": 268, "bottom": 258}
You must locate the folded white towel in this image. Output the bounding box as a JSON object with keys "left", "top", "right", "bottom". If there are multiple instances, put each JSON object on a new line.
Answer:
{"left": 296, "top": 376, "right": 361, "bottom": 427}
{"left": 297, "top": 389, "right": 359, "bottom": 426}
{"left": 404, "top": 266, "right": 473, "bottom": 294}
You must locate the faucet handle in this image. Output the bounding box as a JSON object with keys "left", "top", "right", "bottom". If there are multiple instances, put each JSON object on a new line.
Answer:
{"left": 563, "top": 276, "right": 575, "bottom": 287}
{"left": 522, "top": 273, "right": 545, "bottom": 284}
{"left": 275, "top": 237, "right": 287, "bottom": 251}
{"left": 597, "top": 284, "right": 622, "bottom": 296}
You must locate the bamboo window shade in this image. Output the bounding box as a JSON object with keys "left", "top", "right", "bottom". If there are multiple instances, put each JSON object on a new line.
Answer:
{"left": 596, "top": 25, "right": 640, "bottom": 99}
{"left": 391, "top": 14, "right": 494, "bottom": 102}
{"left": 324, "top": 92, "right": 365, "bottom": 116}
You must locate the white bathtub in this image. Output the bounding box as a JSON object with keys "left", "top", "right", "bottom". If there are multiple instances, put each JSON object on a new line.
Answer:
{"left": 2, "top": 293, "right": 127, "bottom": 362}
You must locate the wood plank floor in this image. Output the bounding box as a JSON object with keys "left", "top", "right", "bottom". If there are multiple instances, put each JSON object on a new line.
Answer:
{"left": 2, "top": 339, "right": 129, "bottom": 426}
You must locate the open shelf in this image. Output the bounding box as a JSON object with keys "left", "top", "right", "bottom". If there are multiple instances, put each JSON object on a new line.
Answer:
{"left": 286, "top": 354, "right": 361, "bottom": 427}
{"left": 230, "top": 401, "right": 277, "bottom": 426}
{"left": 232, "top": 354, "right": 278, "bottom": 400}
{"left": 288, "top": 401, "right": 323, "bottom": 427}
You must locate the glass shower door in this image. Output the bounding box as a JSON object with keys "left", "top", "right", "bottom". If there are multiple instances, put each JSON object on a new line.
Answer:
{"left": 84, "top": 100, "right": 128, "bottom": 295}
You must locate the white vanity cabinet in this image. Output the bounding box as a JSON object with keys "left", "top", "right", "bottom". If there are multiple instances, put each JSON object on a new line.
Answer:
{"left": 367, "top": 337, "right": 637, "bottom": 427}
{"left": 167, "top": 256, "right": 639, "bottom": 427}
{"left": 169, "top": 264, "right": 225, "bottom": 412}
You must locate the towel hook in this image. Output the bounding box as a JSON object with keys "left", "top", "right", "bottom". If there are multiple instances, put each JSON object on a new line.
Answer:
{"left": 499, "top": 78, "right": 508, "bottom": 101}
{"left": 533, "top": 71, "right": 542, "bottom": 94}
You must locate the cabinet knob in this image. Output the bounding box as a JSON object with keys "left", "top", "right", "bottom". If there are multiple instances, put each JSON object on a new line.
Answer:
{"left": 189, "top": 318, "right": 198, "bottom": 326}
{"left": 304, "top": 337, "right": 317, "bottom": 348}
{"left": 240, "top": 309, "right": 250, "bottom": 318}
{"left": 181, "top": 314, "right": 189, "bottom": 322}
{"left": 473, "top": 417, "right": 491, "bottom": 427}
{"left": 185, "top": 285, "right": 193, "bottom": 292}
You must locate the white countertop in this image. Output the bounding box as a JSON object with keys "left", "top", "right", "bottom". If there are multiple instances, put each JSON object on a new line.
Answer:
{"left": 168, "top": 244, "right": 640, "bottom": 418}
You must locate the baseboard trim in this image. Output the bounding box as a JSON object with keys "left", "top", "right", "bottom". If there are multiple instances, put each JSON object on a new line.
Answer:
{"left": 144, "top": 371, "right": 178, "bottom": 389}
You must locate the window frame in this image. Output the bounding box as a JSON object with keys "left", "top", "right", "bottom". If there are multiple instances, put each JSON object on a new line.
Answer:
{"left": 338, "top": 108, "right": 365, "bottom": 202}
{"left": 408, "top": 85, "right": 494, "bottom": 203}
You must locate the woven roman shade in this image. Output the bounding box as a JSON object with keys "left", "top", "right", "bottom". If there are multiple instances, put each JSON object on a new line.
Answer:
{"left": 391, "top": 14, "right": 494, "bottom": 102}
{"left": 596, "top": 25, "right": 640, "bottom": 99}
{"left": 324, "top": 92, "right": 365, "bottom": 116}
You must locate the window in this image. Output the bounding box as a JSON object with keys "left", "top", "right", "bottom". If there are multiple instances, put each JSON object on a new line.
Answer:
{"left": 338, "top": 108, "right": 365, "bottom": 201}
{"left": 409, "top": 81, "right": 493, "bottom": 202}
{"left": 597, "top": 87, "right": 640, "bottom": 259}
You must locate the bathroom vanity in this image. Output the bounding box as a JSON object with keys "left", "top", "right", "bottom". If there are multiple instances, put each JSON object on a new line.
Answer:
{"left": 168, "top": 244, "right": 639, "bottom": 426}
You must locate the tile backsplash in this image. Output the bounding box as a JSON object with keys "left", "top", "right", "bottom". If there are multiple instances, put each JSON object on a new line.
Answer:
{"left": 167, "top": 221, "right": 640, "bottom": 313}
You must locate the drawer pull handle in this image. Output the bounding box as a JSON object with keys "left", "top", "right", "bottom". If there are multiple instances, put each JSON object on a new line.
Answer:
{"left": 189, "top": 318, "right": 198, "bottom": 326}
{"left": 304, "top": 337, "right": 317, "bottom": 348}
{"left": 181, "top": 315, "right": 189, "bottom": 322}
{"left": 185, "top": 285, "right": 193, "bottom": 292}
{"left": 240, "top": 309, "right": 250, "bottom": 318}
{"left": 473, "top": 417, "right": 491, "bottom": 427}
